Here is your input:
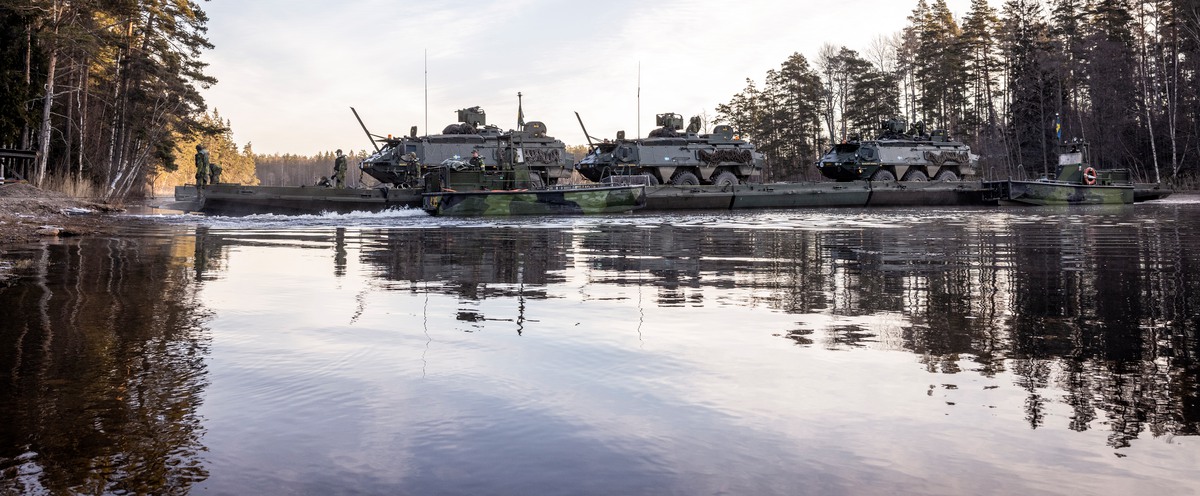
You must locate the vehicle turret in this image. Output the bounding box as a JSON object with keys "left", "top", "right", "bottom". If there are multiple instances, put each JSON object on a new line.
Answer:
{"left": 358, "top": 106, "right": 570, "bottom": 189}
{"left": 575, "top": 112, "right": 764, "bottom": 186}
{"left": 816, "top": 116, "right": 976, "bottom": 182}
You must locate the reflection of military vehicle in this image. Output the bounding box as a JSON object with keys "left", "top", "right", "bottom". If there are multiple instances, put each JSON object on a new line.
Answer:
{"left": 817, "top": 118, "right": 976, "bottom": 182}
{"left": 575, "top": 112, "right": 764, "bottom": 186}
{"left": 359, "top": 106, "right": 571, "bottom": 188}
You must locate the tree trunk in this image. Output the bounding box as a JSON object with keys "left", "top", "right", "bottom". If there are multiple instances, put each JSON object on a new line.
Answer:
{"left": 79, "top": 59, "right": 89, "bottom": 183}
{"left": 1138, "top": 2, "right": 1161, "bottom": 183}
{"left": 22, "top": 24, "right": 33, "bottom": 150}
{"left": 36, "top": 45, "right": 57, "bottom": 186}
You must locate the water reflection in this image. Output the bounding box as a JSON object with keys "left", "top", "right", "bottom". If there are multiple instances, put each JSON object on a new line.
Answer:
{"left": 349, "top": 207, "right": 1199, "bottom": 449}
{"left": 0, "top": 200, "right": 1197, "bottom": 493}
{"left": 0, "top": 236, "right": 209, "bottom": 494}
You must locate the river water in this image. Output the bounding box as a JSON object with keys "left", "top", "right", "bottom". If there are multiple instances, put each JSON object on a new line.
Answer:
{"left": 1, "top": 196, "right": 1198, "bottom": 495}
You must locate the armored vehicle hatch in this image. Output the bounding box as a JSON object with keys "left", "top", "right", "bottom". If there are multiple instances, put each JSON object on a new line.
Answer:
{"left": 817, "top": 117, "right": 977, "bottom": 182}
{"left": 575, "top": 112, "right": 764, "bottom": 186}
{"left": 359, "top": 107, "right": 571, "bottom": 188}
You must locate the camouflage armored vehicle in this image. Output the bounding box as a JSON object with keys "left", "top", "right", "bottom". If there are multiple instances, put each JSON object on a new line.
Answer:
{"left": 816, "top": 118, "right": 976, "bottom": 182}
{"left": 575, "top": 113, "right": 764, "bottom": 186}
{"left": 359, "top": 106, "right": 572, "bottom": 188}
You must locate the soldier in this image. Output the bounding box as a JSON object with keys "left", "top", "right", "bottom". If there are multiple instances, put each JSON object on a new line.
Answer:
{"left": 469, "top": 150, "right": 486, "bottom": 171}
{"left": 194, "top": 144, "right": 210, "bottom": 188}
{"left": 333, "top": 149, "right": 347, "bottom": 188}
{"left": 209, "top": 162, "right": 223, "bottom": 185}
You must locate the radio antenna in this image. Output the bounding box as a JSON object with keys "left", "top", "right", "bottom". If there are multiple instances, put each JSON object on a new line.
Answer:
{"left": 424, "top": 49, "right": 428, "bottom": 136}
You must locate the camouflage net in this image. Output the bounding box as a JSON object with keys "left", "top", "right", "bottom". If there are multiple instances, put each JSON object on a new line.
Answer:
{"left": 441, "top": 123, "right": 478, "bottom": 135}
{"left": 520, "top": 148, "right": 561, "bottom": 164}
{"left": 698, "top": 149, "right": 753, "bottom": 164}
{"left": 922, "top": 150, "right": 969, "bottom": 166}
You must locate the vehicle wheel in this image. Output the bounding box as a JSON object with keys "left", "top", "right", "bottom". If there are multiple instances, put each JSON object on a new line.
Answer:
{"left": 641, "top": 172, "right": 661, "bottom": 186}
{"left": 902, "top": 169, "right": 928, "bottom": 181}
{"left": 870, "top": 169, "right": 896, "bottom": 181}
{"left": 934, "top": 169, "right": 959, "bottom": 181}
{"left": 711, "top": 171, "right": 739, "bottom": 187}
{"left": 527, "top": 173, "right": 545, "bottom": 189}
{"left": 671, "top": 170, "right": 700, "bottom": 186}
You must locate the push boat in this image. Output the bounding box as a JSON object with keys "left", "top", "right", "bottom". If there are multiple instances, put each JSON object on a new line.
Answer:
{"left": 983, "top": 141, "right": 1136, "bottom": 205}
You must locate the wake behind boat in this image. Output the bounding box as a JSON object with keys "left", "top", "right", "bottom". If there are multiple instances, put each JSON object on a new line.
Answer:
{"left": 421, "top": 158, "right": 644, "bottom": 216}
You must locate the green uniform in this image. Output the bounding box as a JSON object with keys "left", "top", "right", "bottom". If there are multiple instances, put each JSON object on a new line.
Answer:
{"left": 195, "top": 148, "right": 210, "bottom": 188}
{"left": 209, "top": 162, "right": 222, "bottom": 184}
{"left": 469, "top": 154, "right": 486, "bottom": 171}
{"left": 334, "top": 154, "right": 347, "bottom": 188}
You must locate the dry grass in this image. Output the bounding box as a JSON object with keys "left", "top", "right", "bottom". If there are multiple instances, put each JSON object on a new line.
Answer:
{"left": 41, "top": 174, "right": 103, "bottom": 201}
{"left": 1166, "top": 175, "right": 1200, "bottom": 190}
{"left": 554, "top": 171, "right": 595, "bottom": 185}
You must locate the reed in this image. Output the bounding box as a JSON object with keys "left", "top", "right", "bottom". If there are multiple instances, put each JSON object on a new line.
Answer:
{"left": 41, "top": 174, "right": 104, "bottom": 201}
{"left": 1167, "top": 175, "right": 1200, "bottom": 191}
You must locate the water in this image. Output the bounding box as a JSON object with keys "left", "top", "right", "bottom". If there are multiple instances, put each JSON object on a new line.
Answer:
{"left": 1, "top": 197, "right": 1198, "bottom": 495}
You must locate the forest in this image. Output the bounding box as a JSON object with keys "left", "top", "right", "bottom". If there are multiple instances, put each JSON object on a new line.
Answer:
{"left": 0, "top": 0, "right": 237, "bottom": 199}
{"left": 716, "top": 0, "right": 1200, "bottom": 183}
{"left": 3, "top": 0, "right": 1200, "bottom": 199}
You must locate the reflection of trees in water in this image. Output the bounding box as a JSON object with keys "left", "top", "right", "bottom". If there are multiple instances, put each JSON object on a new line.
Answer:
{"left": 0, "top": 237, "right": 210, "bottom": 493}
{"left": 350, "top": 215, "right": 1198, "bottom": 447}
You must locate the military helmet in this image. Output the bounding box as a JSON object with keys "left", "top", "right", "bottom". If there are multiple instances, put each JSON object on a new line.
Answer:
{"left": 336, "top": 149, "right": 343, "bottom": 155}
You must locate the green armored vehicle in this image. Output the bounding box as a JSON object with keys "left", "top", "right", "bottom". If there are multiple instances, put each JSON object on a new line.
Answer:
{"left": 817, "top": 118, "right": 976, "bottom": 182}
{"left": 360, "top": 106, "right": 572, "bottom": 188}
{"left": 575, "top": 113, "right": 764, "bottom": 186}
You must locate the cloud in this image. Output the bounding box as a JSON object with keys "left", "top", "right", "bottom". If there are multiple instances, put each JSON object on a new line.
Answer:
{"left": 201, "top": 0, "right": 978, "bottom": 154}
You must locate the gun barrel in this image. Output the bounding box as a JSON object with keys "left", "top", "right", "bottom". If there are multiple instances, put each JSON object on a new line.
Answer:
{"left": 351, "top": 107, "right": 382, "bottom": 153}
{"left": 575, "top": 111, "right": 594, "bottom": 148}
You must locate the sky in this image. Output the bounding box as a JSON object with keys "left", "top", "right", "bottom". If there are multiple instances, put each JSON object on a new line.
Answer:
{"left": 200, "top": 0, "right": 974, "bottom": 156}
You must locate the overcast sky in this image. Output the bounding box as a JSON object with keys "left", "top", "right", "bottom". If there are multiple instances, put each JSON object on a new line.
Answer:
{"left": 200, "top": 0, "right": 974, "bottom": 155}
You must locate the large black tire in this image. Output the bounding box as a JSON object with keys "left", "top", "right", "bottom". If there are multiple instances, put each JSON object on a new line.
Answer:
{"left": 711, "top": 171, "right": 739, "bottom": 187}
{"left": 871, "top": 169, "right": 896, "bottom": 181}
{"left": 902, "top": 169, "right": 928, "bottom": 182}
{"left": 671, "top": 170, "right": 701, "bottom": 186}
{"left": 642, "top": 172, "right": 661, "bottom": 186}
{"left": 934, "top": 169, "right": 959, "bottom": 181}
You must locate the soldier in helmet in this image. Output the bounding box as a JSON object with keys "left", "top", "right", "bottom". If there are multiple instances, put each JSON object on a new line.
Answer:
{"left": 469, "top": 149, "right": 487, "bottom": 172}
{"left": 209, "top": 162, "right": 223, "bottom": 185}
{"left": 194, "top": 144, "right": 210, "bottom": 188}
{"left": 333, "top": 149, "right": 347, "bottom": 188}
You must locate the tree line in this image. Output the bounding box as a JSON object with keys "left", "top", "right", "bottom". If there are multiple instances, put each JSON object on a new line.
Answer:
{"left": 7, "top": 0, "right": 1199, "bottom": 196}
{"left": 717, "top": 0, "right": 1200, "bottom": 184}
{"left": 255, "top": 150, "right": 372, "bottom": 188}
{"left": 0, "top": 0, "right": 223, "bottom": 200}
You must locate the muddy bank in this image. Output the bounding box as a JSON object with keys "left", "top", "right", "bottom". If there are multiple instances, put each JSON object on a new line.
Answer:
{"left": 0, "top": 183, "right": 126, "bottom": 247}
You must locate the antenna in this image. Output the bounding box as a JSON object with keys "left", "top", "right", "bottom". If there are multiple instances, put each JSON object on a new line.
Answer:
{"left": 637, "top": 62, "right": 641, "bottom": 139}
{"left": 424, "top": 49, "right": 428, "bottom": 137}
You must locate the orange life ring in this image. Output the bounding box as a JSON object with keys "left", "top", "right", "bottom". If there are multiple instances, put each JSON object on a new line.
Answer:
{"left": 1082, "top": 167, "right": 1097, "bottom": 185}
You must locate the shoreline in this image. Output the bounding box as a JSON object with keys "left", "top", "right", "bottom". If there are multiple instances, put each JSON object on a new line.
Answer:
{"left": 0, "top": 183, "right": 125, "bottom": 248}
{"left": 3, "top": 181, "right": 1195, "bottom": 249}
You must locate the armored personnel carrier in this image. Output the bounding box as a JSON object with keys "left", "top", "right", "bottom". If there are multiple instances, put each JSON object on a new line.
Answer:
{"left": 359, "top": 106, "right": 571, "bottom": 188}
{"left": 816, "top": 118, "right": 976, "bottom": 182}
{"left": 575, "top": 113, "right": 764, "bottom": 186}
